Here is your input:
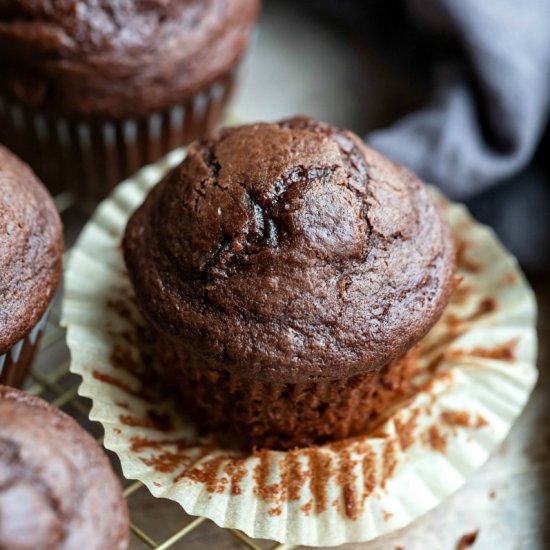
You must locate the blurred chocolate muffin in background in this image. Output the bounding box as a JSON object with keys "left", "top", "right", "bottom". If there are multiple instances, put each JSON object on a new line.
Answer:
{"left": 0, "top": 146, "right": 63, "bottom": 388}
{"left": 0, "top": 386, "right": 129, "bottom": 550}
{"left": 0, "top": 0, "right": 260, "bottom": 199}
{"left": 123, "top": 116, "right": 456, "bottom": 450}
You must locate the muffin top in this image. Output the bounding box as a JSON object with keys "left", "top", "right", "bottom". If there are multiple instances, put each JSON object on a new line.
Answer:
{"left": 0, "top": 0, "right": 260, "bottom": 118}
{"left": 123, "top": 117, "right": 456, "bottom": 383}
{"left": 0, "top": 386, "right": 129, "bottom": 550}
{"left": 0, "top": 146, "right": 63, "bottom": 354}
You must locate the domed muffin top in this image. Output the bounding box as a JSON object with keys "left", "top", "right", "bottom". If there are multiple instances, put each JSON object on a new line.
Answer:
{"left": 0, "top": 146, "right": 63, "bottom": 354}
{"left": 0, "top": 386, "right": 129, "bottom": 550}
{"left": 0, "top": 0, "right": 260, "bottom": 118}
{"left": 123, "top": 117, "right": 456, "bottom": 383}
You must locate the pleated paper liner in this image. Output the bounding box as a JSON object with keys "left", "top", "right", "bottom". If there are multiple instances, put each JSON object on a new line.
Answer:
{"left": 0, "top": 70, "right": 236, "bottom": 200}
{"left": 0, "top": 306, "right": 51, "bottom": 388}
{"left": 62, "top": 153, "right": 537, "bottom": 546}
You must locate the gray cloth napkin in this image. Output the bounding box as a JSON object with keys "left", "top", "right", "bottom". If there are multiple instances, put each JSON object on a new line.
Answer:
{"left": 367, "top": 0, "right": 550, "bottom": 199}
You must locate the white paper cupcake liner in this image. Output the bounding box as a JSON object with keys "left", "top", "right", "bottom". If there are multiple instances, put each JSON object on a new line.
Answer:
{"left": 62, "top": 155, "right": 537, "bottom": 547}
{"left": 0, "top": 305, "right": 51, "bottom": 388}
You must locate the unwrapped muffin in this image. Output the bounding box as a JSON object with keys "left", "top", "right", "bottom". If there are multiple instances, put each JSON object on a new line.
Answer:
{"left": 0, "top": 0, "right": 260, "bottom": 198}
{"left": 0, "top": 386, "right": 129, "bottom": 550}
{"left": 123, "top": 116, "right": 456, "bottom": 449}
{"left": 0, "top": 146, "right": 63, "bottom": 388}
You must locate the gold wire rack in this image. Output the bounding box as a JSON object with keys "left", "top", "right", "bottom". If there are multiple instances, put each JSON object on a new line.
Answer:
{"left": 26, "top": 190, "right": 296, "bottom": 550}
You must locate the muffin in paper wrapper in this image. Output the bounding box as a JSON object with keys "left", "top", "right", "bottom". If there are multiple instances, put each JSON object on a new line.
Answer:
{"left": 0, "top": 72, "right": 236, "bottom": 200}
{"left": 0, "top": 306, "right": 51, "bottom": 388}
{"left": 62, "top": 150, "right": 537, "bottom": 547}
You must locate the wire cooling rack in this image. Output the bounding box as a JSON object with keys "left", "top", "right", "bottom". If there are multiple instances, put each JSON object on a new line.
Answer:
{"left": 26, "top": 191, "right": 296, "bottom": 550}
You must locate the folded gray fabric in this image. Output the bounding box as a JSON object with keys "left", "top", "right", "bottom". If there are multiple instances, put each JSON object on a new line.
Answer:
{"left": 367, "top": 0, "right": 550, "bottom": 199}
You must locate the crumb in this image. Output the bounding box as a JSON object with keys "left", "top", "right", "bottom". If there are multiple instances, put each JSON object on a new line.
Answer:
{"left": 383, "top": 509, "right": 393, "bottom": 521}
{"left": 489, "top": 490, "right": 496, "bottom": 499}
{"left": 395, "top": 546, "right": 404, "bottom": 550}
{"left": 456, "top": 530, "right": 479, "bottom": 549}
{"left": 426, "top": 425, "right": 447, "bottom": 453}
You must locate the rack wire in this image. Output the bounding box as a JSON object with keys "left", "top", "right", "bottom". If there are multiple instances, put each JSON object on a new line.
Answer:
{"left": 26, "top": 191, "right": 297, "bottom": 550}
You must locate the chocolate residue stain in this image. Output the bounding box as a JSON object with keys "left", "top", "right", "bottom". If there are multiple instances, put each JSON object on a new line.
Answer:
{"left": 383, "top": 509, "right": 393, "bottom": 521}
{"left": 224, "top": 458, "right": 248, "bottom": 495}
{"left": 420, "top": 328, "right": 467, "bottom": 357}
{"left": 426, "top": 425, "right": 447, "bottom": 453}
{"left": 424, "top": 352, "right": 447, "bottom": 373}
{"left": 141, "top": 449, "right": 193, "bottom": 474}
{"left": 92, "top": 370, "right": 155, "bottom": 403}
{"left": 456, "top": 240, "right": 481, "bottom": 273}
{"left": 394, "top": 409, "right": 421, "bottom": 451}
{"left": 130, "top": 436, "right": 192, "bottom": 453}
{"left": 447, "top": 339, "right": 517, "bottom": 362}
{"left": 381, "top": 439, "right": 398, "bottom": 489}
{"left": 176, "top": 455, "right": 229, "bottom": 493}
{"left": 440, "top": 411, "right": 488, "bottom": 431}
{"left": 281, "top": 449, "right": 308, "bottom": 503}
{"left": 500, "top": 272, "right": 518, "bottom": 286}
{"left": 306, "top": 449, "right": 332, "bottom": 514}
{"left": 120, "top": 409, "right": 173, "bottom": 431}
{"left": 362, "top": 448, "right": 377, "bottom": 501}
{"left": 489, "top": 490, "right": 496, "bottom": 499}
{"left": 474, "top": 415, "right": 489, "bottom": 428}
{"left": 116, "top": 401, "right": 130, "bottom": 409}
{"left": 441, "top": 411, "right": 471, "bottom": 428}
{"left": 342, "top": 482, "right": 357, "bottom": 520}
{"left": 426, "top": 338, "right": 516, "bottom": 374}
{"left": 445, "top": 297, "right": 497, "bottom": 328}
{"left": 129, "top": 437, "right": 204, "bottom": 474}
{"left": 113, "top": 428, "right": 121, "bottom": 435}
{"left": 337, "top": 446, "right": 359, "bottom": 519}
{"left": 253, "top": 451, "right": 280, "bottom": 502}
{"left": 129, "top": 435, "right": 248, "bottom": 494}
{"left": 469, "top": 297, "right": 497, "bottom": 320}
{"left": 300, "top": 500, "right": 313, "bottom": 515}
{"left": 456, "top": 530, "right": 479, "bottom": 549}
{"left": 268, "top": 506, "right": 282, "bottom": 516}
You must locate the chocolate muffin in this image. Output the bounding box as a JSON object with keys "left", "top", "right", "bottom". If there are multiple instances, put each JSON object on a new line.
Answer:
{"left": 123, "top": 116, "right": 456, "bottom": 449}
{"left": 0, "top": 0, "right": 260, "bottom": 198}
{"left": 0, "top": 386, "right": 129, "bottom": 550}
{"left": 0, "top": 146, "right": 63, "bottom": 388}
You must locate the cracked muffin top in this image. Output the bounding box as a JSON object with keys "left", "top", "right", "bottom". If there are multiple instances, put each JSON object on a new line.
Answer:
{"left": 0, "top": 386, "right": 129, "bottom": 550}
{"left": 0, "top": 146, "right": 63, "bottom": 354}
{"left": 123, "top": 116, "right": 456, "bottom": 383}
{"left": 0, "top": 0, "right": 260, "bottom": 118}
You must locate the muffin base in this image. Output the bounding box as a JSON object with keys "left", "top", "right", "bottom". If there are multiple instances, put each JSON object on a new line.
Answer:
{"left": 149, "top": 335, "right": 417, "bottom": 450}
{"left": 0, "top": 308, "right": 49, "bottom": 388}
{"left": 0, "top": 71, "right": 236, "bottom": 200}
